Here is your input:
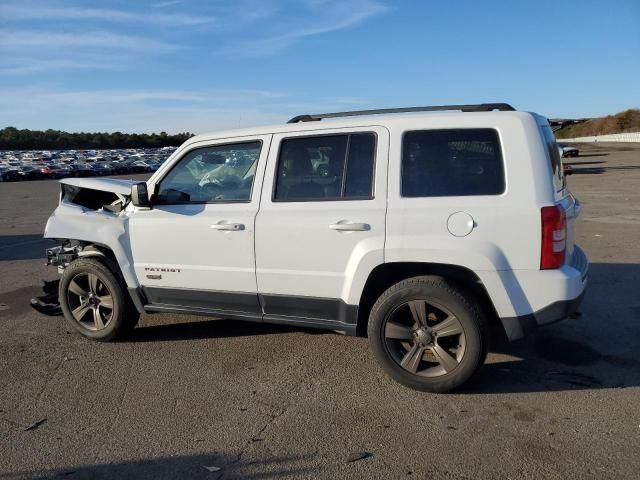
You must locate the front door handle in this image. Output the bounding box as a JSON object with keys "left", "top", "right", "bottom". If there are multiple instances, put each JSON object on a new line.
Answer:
{"left": 329, "top": 221, "right": 371, "bottom": 232}
{"left": 210, "top": 222, "right": 245, "bottom": 231}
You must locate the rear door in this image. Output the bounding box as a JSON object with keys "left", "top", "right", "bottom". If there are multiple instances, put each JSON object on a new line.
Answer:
{"left": 129, "top": 136, "right": 270, "bottom": 316}
{"left": 255, "top": 126, "right": 388, "bottom": 328}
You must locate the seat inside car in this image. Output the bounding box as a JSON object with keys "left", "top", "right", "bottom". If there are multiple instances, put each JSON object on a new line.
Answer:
{"left": 282, "top": 146, "right": 325, "bottom": 199}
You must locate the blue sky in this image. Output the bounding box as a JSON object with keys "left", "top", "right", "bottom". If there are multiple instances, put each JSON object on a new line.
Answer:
{"left": 0, "top": 0, "right": 638, "bottom": 134}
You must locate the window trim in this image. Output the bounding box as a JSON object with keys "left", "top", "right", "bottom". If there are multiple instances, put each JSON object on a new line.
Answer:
{"left": 153, "top": 139, "right": 263, "bottom": 206}
{"left": 399, "top": 128, "right": 506, "bottom": 199}
{"left": 271, "top": 131, "right": 378, "bottom": 203}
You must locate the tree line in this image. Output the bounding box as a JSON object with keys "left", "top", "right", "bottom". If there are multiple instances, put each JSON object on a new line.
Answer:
{"left": 0, "top": 127, "right": 195, "bottom": 150}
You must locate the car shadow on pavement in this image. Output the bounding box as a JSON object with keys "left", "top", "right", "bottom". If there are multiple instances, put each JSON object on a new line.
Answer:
{"left": 575, "top": 153, "right": 610, "bottom": 158}
{"left": 568, "top": 163, "right": 640, "bottom": 175}
{"left": 0, "top": 234, "right": 50, "bottom": 261}
{"left": 0, "top": 453, "right": 315, "bottom": 480}
{"left": 466, "top": 262, "right": 640, "bottom": 394}
{"left": 568, "top": 167, "right": 606, "bottom": 175}
{"left": 564, "top": 160, "right": 606, "bottom": 166}
{"left": 128, "top": 317, "right": 325, "bottom": 342}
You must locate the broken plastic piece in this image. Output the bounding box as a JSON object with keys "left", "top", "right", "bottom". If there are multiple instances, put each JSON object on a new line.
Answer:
{"left": 202, "top": 465, "right": 221, "bottom": 472}
{"left": 30, "top": 280, "right": 62, "bottom": 316}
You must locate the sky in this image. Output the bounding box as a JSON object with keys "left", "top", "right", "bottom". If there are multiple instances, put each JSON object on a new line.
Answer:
{"left": 0, "top": 0, "right": 638, "bottom": 134}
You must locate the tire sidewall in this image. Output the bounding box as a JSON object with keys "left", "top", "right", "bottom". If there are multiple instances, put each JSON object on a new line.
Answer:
{"left": 368, "top": 278, "right": 485, "bottom": 392}
{"left": 59, "top": 258, "right": 127, "bottom": 341}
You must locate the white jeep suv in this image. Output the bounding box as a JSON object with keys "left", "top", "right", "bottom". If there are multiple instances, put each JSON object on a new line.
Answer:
{"left": 41, "top": 103, "right": 588, "bottom": 392}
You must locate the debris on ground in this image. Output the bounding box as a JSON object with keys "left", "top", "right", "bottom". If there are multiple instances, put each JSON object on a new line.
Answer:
{"left": 30, "top": 280, "right": 62, "bottom": 316}
{"left": 202, "top": 465, "right": 222, "bottom": 472}
{"left": 23, "top": 418, "right": 47, "bottom": 431}
{"left": 347, "top": 452, "right": 373, "bottom": 463}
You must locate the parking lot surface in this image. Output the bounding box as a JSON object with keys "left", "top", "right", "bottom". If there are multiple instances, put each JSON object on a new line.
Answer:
{"left": 1, "top": 143, "right": 639, "bottom": 479}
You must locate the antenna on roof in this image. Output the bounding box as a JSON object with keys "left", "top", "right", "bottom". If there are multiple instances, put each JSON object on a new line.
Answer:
{"left": 287, "top": 103, "right": 516, "bottom": 123}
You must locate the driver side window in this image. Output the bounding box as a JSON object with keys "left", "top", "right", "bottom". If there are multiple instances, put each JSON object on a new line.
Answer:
{"left": 155, "top": 141, "right": 262, "bottom": 204}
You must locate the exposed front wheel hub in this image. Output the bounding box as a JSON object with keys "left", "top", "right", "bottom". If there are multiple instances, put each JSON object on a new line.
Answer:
{"left": 414, "top": 327, "right": 432, "bottom": 345}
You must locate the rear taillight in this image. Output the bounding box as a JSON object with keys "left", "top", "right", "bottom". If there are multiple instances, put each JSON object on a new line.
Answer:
{"left": 541, "top": 205, "right": 566, "bottom": 269}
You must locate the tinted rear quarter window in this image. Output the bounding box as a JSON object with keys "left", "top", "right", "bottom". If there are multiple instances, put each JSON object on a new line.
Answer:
{"left": 541, "top": 125, "right": 565, "bottom": 192}
{"left": 402, "top": 129, "right": 505, "bottom": 197}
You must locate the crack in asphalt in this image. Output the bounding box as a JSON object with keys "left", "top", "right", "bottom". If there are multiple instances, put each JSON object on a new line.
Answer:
{"left": 221, "top": 352, "right": 339, "bottom": 479}
{"left": 94, "top": 343, "right": 135, "bottom": 463}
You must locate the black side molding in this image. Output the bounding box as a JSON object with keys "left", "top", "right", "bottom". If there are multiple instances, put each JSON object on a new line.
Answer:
{"left": 139, "top": 287, "right": 359, "bottom": 335}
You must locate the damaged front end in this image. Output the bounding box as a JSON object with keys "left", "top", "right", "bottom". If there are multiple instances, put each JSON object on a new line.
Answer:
{"left": 57, "top": 177, "right": 135, "bottom": 213}
{"left": 31, "top": 177, "right": 143, "bottom": 317}
{"left": 46, "top": 243, "right": 80, "bottom": 269}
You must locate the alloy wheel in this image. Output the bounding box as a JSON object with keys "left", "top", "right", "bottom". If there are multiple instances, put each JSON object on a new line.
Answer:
{"left": 383, "top": 299, "right": 466, "bottom": 377}
{"left": 66, "top": 273, "right": 114, "bottom": 331}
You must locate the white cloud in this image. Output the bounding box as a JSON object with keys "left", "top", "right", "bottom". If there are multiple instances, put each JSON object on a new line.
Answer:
{"left": 0, "top": 59, "right": 123, "bottom": 75}
{"left": 0, "top": 30, "right": 175, "bottom": 52}
{"left": 151, "top": 0, "right": 183, "bottom": 7}
{"left": 229, "top": 0, "right": 389, "bottom": 54}
{"left": 0, "top": 88, "right": 372, "bottom": 133}
{"left": 0, "top": 4, "right": 215, "bottom": 26}
{"left": 0, "top": 88, "right": 285, "bottom": 109}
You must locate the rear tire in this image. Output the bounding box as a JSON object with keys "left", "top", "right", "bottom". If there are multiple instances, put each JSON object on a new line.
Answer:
{"left": 59, "top": 258, "right": 139, "bottom": 342}
{"left": 368, "top": 276, "right": 487, "bottom": 393}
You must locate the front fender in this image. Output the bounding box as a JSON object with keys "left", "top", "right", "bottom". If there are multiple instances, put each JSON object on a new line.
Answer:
{"left": 44, "top": 203, "right": 139, "bottom": 288}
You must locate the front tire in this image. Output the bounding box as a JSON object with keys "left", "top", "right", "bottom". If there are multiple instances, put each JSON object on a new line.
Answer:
{"left": 368, "top": 276, "right": 486, "bottom": 393}
{"left": 59, "top": 258, "right": 139, "bottom": 341}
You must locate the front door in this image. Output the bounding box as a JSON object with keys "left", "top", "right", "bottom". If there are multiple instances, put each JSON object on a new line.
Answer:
{"left": 129, "top": 135, "right": 271, "bottom": 316}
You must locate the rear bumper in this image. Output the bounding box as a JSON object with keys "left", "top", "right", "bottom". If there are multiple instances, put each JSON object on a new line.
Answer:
{"left": 500, "top": 246, "right": 588, "bottom": 340}
{"left": 515, "top": 288, "right": 585, "bottom": 335}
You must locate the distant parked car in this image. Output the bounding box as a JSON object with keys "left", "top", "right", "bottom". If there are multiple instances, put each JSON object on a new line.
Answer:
{"left": 558, "top": 143, "right": 579, "bottom": 158}
{"left": 68, "top": 164, "right": 94, "bottom": 178}
{"left": 11, "top": 169, "right": 28, "bottom": 181}
{"left": 132, "top": 160, "right": 154, "bottom": 172}
{"left": 40, "top": 165, "right": 71, "bottom": 179}
{"left": 19, "top": 165, "right": 45, "bottom": 180}
{"left": 91, "top": 163, "right": 114, "bottom": 176}
{"left": 108, "top": 161, "right": 131, "bottom": 175}
{"left": 0, "top": 167, "right": 24, "bottom": 181}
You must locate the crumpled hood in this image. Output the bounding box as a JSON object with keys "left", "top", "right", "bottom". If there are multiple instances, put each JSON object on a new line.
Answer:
{"left": 60, "top": 177, "right": 136, "bottom": 196}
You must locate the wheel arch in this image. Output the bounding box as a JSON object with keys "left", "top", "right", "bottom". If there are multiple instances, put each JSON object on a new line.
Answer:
{"left": 54, "top": 239, "right": 145, "bottom": 313}
{"left": 356, "top": 262, "right": 501, "bottom": 337}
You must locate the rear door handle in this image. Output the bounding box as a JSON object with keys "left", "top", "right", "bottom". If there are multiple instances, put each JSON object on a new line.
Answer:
{"left": 329, "top": 222, "right": 370, "bottom": 232}
{"left": 210, "top": 222, "right": 245, "bottom": 231}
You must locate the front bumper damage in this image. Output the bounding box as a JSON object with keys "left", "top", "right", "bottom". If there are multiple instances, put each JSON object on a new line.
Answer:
{"left": 29, "top": 244, "right": 79, "bottom": 316}
{"left": 46, "top": 243, "right": 79, "bottom": 268}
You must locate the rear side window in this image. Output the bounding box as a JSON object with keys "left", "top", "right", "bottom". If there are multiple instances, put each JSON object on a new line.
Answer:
{"left": 274, "top": 133, "right": 376, "bottom": 201}
{"left": 401, "top": 129, "right": 505, "bottom": 197}
{"left": 541, "top": 125, "right": 565, "bottom": 192}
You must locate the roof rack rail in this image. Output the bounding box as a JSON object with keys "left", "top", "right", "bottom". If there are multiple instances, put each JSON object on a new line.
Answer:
{"left": 287, "top": 103, "right": 516, "bottom": 123}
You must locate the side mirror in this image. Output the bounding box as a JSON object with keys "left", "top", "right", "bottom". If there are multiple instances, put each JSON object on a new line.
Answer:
{"left": 131, "top": 182, "right": 151, "bottom": 208}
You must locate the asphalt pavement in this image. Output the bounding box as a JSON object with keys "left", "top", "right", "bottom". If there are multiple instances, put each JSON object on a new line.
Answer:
{"left": 0, "top": 144, "right": 639, "bottom": 479}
